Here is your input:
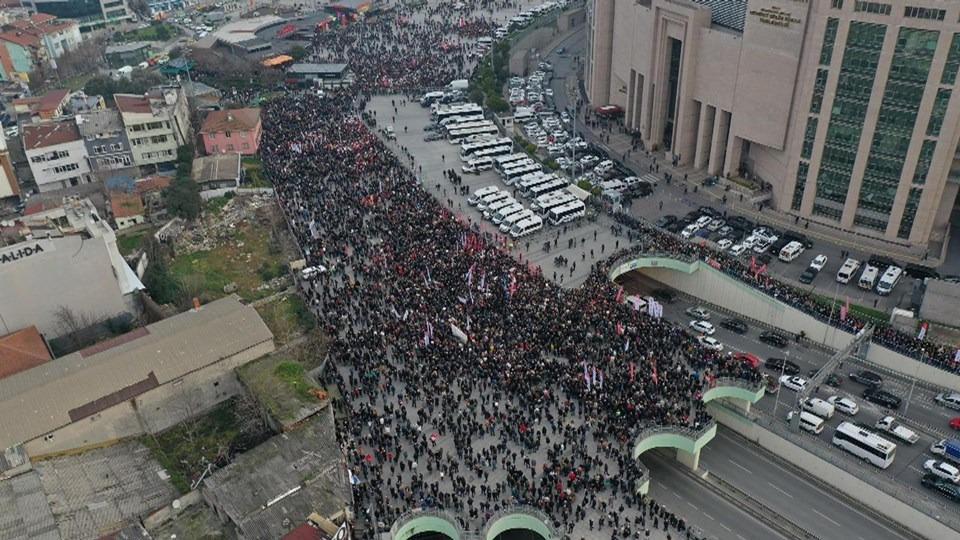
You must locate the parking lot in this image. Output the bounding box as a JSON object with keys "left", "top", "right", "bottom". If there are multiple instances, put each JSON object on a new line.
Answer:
{"left": 365, "top": 96, "right": 634, "bottom": 288}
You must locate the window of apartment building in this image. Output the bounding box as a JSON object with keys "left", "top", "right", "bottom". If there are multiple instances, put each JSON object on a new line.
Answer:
{"left": 130, "top": 124, "right": 145, "bottom": 132}
{"left": 854, "top": 1, "right": 892, "bottom": 15}
{"left": 112, "top": 143, "right": 122, "bottom": 151}
{"left": 242, "top": 143, "right": 250, "bottom": 150}
{"left": 227, "top": 145, "right": 235, "bottom": 152}
{"left": 832, "top": 0, "right": 843, "bottom": 8}
{"left": 904, "top": 6, "right": 945, "bottom": 21}
{"left": 151, "top": 135, "right": 169, "bottom": 144}
{"left": 53, "top": 163, "right": 79, "bottom": 174}
{"left": 146, "top": 121, "right": 164, "bottom": 130}
{"left": 211, "top": 145, "right": 219, "bottom": 153}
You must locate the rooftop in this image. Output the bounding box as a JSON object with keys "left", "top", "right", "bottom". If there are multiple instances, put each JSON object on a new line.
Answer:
{"left": 0, "top": 295, "right": 274, "bottom": 450}
{"left": 192, "top": 153, "right": 241, "bottom": 184}
{"left": 21, "top": 119, "right": 81, "bottom": 150}
{"left": 12, "top": 88, "right": 69, "bottom": 116}
{"left": 200, "top": 107, "right": 261, "bottom": 134}
{"left": 110, "top": 191, "right": 145, "bottom": 219}
{"left": 0, "top": 326, "right": 52, "bottom": 381}
{"left": 135, "top": 174, "right": 173, "bottom": 194}
{"left": 202, "top": 408, "right": 352, "bottom": 540}
{"left": 113, "top": 94, "right": 153, "bottom": 115}
{"left": 77, "top": 108, "right": 124, "bottom": 136}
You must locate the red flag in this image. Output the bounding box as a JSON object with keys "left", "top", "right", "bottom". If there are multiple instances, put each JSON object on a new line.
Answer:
{"left": 629, "top": 361, "right": 636, "bottom": 383}
{"left": 615, "top": 286, "right": 624, "bottom": 303}
{"left": 650, "top": 358, "right": 659, "bottom": 384}
{"left": 749, "top": 256, "right": 757, "bottom": 273}
{"left": 840, "top": 297, "right": 849, "bottom": 322}
{"left": 616, "top": 322, "right": 625, "bottom": 335}
{"left": 707, "top": 257, "right": 721, "bottom": 270}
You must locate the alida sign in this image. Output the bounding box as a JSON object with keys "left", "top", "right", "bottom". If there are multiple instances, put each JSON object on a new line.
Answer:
{"left": 0, "top": 239, "right": 55, "bottom": 266}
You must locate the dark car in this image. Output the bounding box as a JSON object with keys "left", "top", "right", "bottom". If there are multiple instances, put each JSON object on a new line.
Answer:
{"left": 799, "top": 267, "right": 819, "bottom": 284}
{"left": 863, "top": 388, "right": 902, "bottom": 409}
{"left": 652, "top": 288, "right": 677, "bottom": 303}
{"left": 770, "top": 237, "right": 791, "bottom": 255}
{"left": 720, "top": 318, "right": 748, "bottom": 334}
{"left": 783, "top": 232, "right": 814, "bottom": 249}
{"left": 727, "top": 215, "right": 753, "bottom": 230}
{"left": 759, "top": 331, "right": 788, "bottom": 348}
{"left": 868, "top": 255, "right": 897, "bottom": 270}
{"left": 424, "top": 132, "right": 444, "bottom": 142}
{"left": 684, "top": 210, "right": 702, "bottom": 221}
{"left": 666, "top": 221, "right": 685, "bottom": 234}
{"left": 630, "top": 183, "right": 654, "bottom": 197}
{"left": 905, "top": 263, "right": 939, "bottom": 280}
{"left": 849, "top": 370, "right": 883, "bottom": 388}
{"left": 698, "top": 206, "right": 721, "bottom": 218}
{"left": 922, "top": 473, "right": 960, "bottom": 501}
{"left": 765, "top": 357, "right": 800, "bottom": 375}
{"left": 807, "top": 368, "right": 842, "bottom": 387}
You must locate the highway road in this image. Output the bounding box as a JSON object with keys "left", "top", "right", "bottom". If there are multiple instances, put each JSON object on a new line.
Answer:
{"left": 619, "top": 271, "right": 960, "bottom": 528}
{"left": 700, "top": 428, "right": 908, "bottom": 540}
{"left": 642, "top": 450, "right": 787, "bottom": 540}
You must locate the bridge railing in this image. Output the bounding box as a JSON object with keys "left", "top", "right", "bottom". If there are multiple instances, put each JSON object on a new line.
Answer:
{"left": 481, "top": 504, "right": 561, "bottom": 539}
{"left": 389, "top": 507, "right": 466, "bottom": 539}
{"left": 709, "top": 376, "right": 765, "bottom": 395}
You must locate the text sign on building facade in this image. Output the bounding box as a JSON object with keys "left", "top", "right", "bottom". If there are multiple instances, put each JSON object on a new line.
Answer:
{"left": 0, "top": 239, "right": 55, "bottom": 266}
{"left": 749, "top": 5, "right": 803, "bottom": 28}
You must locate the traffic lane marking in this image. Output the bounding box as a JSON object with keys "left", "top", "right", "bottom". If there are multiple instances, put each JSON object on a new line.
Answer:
{"left": 729, "top": 459, "right": 753, "bottom": 475}
{"left": 812, "top": 508, "right": 842, "bottom": 527}
{"left": 767, "top": 481, "right": 794, "bottom": 499}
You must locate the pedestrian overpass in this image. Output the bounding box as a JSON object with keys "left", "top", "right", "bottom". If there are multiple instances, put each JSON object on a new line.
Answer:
{"left": 390, "top": 506, "right": 560, "bottom": 540}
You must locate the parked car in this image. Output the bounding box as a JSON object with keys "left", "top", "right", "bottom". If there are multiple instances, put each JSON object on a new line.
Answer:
{"left": 759, "top": 331, "right": 788, "bottom": 348}
{"left": 809, "top": 254, "right": 828, "bottom": 271}
{"left": 733, "top": 352, "right": 761, "bottom": 369}
{"left": 685, "top": 306, "right": 711, "bottom": 320}
{"left": 799, "top": 267, "right": 819, "bottom": 284}
{"left": 424, "top": 132, "right": 444, "bottom": 141}
{"left": 779, "top": 375, "right": 808, "bottom": 392}
{"left": 827, "top": 395, "right": 859, "bottom": 415}
{"left": 729, "top": 244, "right": 748, "bottom": 256}
{"left": 849, "top": 370, "right": 883, "bottom": 388}
{"left": 765, "top": 357, "right": 800, "bottom": 376}
{"left": 951, "top": 417, "right": 960, "bottom": 431}
{"left": 862, "top": 387, "right": 902, "bottom": 409}
{"left": 720, "top": 318, "right": 748, "bottom": 334}
{"left": 689, "top": 320, "right": 716, "bottom": 335}
{"left": 717, "top": 239, "right": 733, "bottom": 251}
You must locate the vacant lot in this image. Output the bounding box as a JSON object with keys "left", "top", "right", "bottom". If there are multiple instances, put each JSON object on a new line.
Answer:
{"left": 237, "top": 336, "right": 330, "bottom": 427}
{"left": 142, "top": 397, "right": 271, "bottom": 494}
{"left": 255, "top": 293, "right": 315, "bottom": 344}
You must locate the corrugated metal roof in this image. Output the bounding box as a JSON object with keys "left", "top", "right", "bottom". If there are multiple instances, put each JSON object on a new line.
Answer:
{"left": 694, "top": 0, "right": 747, "bottom": 32}
{"left": 0, "top": 295, "right": 273, "bottom": 450}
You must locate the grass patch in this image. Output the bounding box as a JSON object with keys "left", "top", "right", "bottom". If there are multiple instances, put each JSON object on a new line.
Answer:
{"left": 255, "top": 294, "right": 315, "bottom": 345}
{"left": 813, "top": 295, "right": 888, "bottom": 324}
{"left": 242, "top": 157, "right": 272, "bottom": 187}
{"left": 142, "top": 398, "right": 270, "bottom": 494}
{"left": 117, "top": 230, "right": 150, "bottom": 256}
{"left": 168, "top": 220, "right": 289, "bottom": 302}
{"left": 236, "top": 336, "right": 330, "bottom": 426}
{"left": 118, "top": 23, "right": 177, "bottom": 42}
{"left": 203, "top": 194, "right": 233, "bottom": 216}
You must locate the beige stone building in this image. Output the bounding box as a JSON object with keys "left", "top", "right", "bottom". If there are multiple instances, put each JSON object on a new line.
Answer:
{"left": 587, "top": 0, "right": 960, "bottom": 254}
{"left": 115, "top": 85, "right": 192, "bottom": 169}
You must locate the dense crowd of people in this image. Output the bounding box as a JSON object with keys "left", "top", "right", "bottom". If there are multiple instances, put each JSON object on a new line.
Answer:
{"left": 261, "top": 88, "right": 754, "bottom": 538}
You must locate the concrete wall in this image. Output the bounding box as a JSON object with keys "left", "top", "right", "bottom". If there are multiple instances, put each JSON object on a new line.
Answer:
{"left": 612, "top": 257, "right": 960, "bottom": 390}
{"left": 709, "top": 402, "right": 957, "bottom": 540}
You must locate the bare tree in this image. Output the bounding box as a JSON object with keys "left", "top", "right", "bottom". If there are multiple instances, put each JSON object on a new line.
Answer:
{"left": 53, "top": 305, "right": 99, "bottom": 350}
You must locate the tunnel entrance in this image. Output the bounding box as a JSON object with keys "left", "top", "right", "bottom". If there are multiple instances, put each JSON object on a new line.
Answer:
{"left": 489, "top": 530, "right": 547, "bottom": 540}
{"left": 408, "top": 533, "right": 455, "bottom": 540}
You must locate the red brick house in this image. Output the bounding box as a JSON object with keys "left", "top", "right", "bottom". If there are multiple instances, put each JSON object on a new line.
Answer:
{"left": 199, "top": 108, "right": 262, "bottom": 156}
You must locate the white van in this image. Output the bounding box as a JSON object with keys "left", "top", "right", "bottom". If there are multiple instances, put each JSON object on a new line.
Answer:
{"left": 778, "top": 241, "right": 804, "bottom": 263}
{"left": 801, "top": 397, "right": 835, "bottom": 419}
{"left": 500, "top": 209, "right": 535, "bottom": 232}
{"left": 420, "top": 91, "right": 445, "bottom": 106}
{"left": 477, "top": 191, "right": 510, "bottom": 211}
{"left": 876, "top": 266, "right": 903, "bottom": 296}
{"left": 624, "top": 294, "right": 648, "bottom": 312}
{"left": 836, "top": 258, "right": 861, "bottom": 284}
{"left": 510, "top": 215, "right": 544, "bottom": 238}
{"left": 483, "top": 197, "right": 517, "bottom": 219}
{"left": 468, "top": 186, "right": 499, "bottom": 206}
{"left": 787, "top": 410, "right": 826, "bottom": 435}
{"left": 477, "top": 36, "right": 493, "bottom": 47}
{"left": 858, "top": 264, "right": 880, "bottom": 290}
{"left": 463, "top": 157, "right": 494, "bottom": 173}
{"left": 492, "top": 203, "right": 524, "bottom": 224}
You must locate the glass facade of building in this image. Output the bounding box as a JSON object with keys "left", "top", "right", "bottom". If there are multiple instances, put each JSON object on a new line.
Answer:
{"left": 854, "top": 28, "right": 938, "bottom": 232}
{"left": 814, "top": 21, "right": 887, "bottom": 221}
{"left": 662, "top": 38, "right": 683, "bottom": 151}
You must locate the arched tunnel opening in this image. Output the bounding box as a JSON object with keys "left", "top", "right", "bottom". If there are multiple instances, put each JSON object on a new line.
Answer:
{"left": 489, "top": 530, "right": 547, "bottom": 540}
{"left": 408, "top": 532, "right": 455, "bottom": 540}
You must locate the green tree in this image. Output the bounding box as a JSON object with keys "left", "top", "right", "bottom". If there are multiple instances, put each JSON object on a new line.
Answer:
{"left": 289, "top": 45, "right": 308, "bottom": 61}
{"left": 142, "top": 238, "right": 182, "bottom": 304}
{"left": 165, "top": 143, "right": 202, "bottom": 219}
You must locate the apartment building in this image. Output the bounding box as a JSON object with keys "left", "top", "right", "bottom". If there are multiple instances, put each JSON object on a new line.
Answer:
{"left": 115, "top": 85, "right": 191, "bottom": 169}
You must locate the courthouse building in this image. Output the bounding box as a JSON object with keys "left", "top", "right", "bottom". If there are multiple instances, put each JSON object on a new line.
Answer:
{"left": 587, "top": 0, "right": 960, "bottom": 253}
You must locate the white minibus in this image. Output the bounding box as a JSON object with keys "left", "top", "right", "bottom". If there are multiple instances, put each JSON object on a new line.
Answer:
{"left": 875, "top": 266, "right": 902, "bottom": 296}
{"left": 510, "top": 215, "right": 544, "bottom": 238}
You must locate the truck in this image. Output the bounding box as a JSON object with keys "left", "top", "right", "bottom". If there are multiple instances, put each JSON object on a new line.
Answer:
{"left": 932, "top": 439, "right": 960, "bottom": 463}
{"left": 875, "top": 416, "right": 919, "bottom": 444}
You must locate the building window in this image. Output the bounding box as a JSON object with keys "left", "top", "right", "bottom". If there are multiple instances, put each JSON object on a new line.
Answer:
{"left": 802, "top": 117, "right": 818, "bottom": 159}
{"left": 854, "top": 1, "right": 892, "bottom": 15}
{"left": 943, "top": 34, "right": 960, "bottom": 85}
{"left": 820, "top": 18, "right": 840, "bottom": 66}
{"left": 898, "top": 187, "right": 923, "bottom": 238}
{"left": 242, "top": 143, "right": 250, "bottom": 150}
{"left": 904, "top": 6, "right": 945, "bottom": 20}
{"left": 792, "top": 162, "right": 809, "bottom": 211}
{"left": 913, "top": 139, "right": 936, "bottom": 184}
{"left": 225, "top": 131, "right": 232, "bottom": 138}
{"left": 811, "top": 69, "right": 829, "bottom": 113}
{"left": 832, "top": 0, "right": 844, "bottom": 8}
{"left": 926, "top": 88, "right": 951, "bottom": 136}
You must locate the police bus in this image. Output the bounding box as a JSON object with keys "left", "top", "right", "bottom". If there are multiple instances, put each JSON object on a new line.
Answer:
{"left": 502, "top": 163, "right": 543, "bottom": 184}
{"left": 460, "top": 137, "right": 513, "bottom": 160}
{"left": 494, "top": 153, "right": 532, "bottom": 172}
{"left": 547, "top": 199, "right": 586, "bottom": 225}
{"left": 448, "top": 123, "right": 501, "bottom": 143}
{"left": 433, "top": 103, "right": 483, "bottom": 123}
{"left": 531, "top": 192, "right": 575, "bottom": 214}
{"left": 526, "top": 178, "right": 568, "bottom": 199}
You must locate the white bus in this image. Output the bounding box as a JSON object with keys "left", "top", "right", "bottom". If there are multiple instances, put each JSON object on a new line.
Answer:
{"left": 460, "top": 137, "right": 513, "bottom": 160}
{"left": 831, "top": 421, "right": 897, "bottom": 469}
{"left": 516, "top": 172, "right": 551, "bottom": 191}
{"left": 477, "top": 191, "right": 511, "bottom": 211}
{"left": 510, "top": 215, "right": 544, "bottom": 238}
{"left": 526, "top": 178, "right": 569, "bottom": 199}
{"left": 503, "top": 163, "right": 543, "bottom": 184}
{"left": 467, "top": 186, "right": 499, "bottom": 205}
{"left": 440, "top": 113, "right": 485, "bottom": 127}
{"left": 448, "top": 124, "right": 501, "bottom": 143}
{"left": 492, "top": 203, "right": 524, "bottom": 224}
{"left": 462, "top": 157, "right": 494, "bottom": 173}
{"left": 499, "top": 209, "right": 535, "bottom": 232}
{"left": 494, "top": 153, "right": 532, "bottom": 172}
{"left": 472, "top": 144, "right": 515, "bottom": 161}
{"left": 532, "top": 192, "right": 576, "bottom": 214}
{"left": 546, "top": 200, "right": 586, "bottom": 225}
{"left": 433, "top": 103, "right": 483, "bottom": 123}
{"left": 501, "top": 161, "right": 538, "bottom": 183}
{"left": 444, "top": 119, "right": 496, "bottom": 134}
{"left": 483, "top": 197, "right": 517, "bottom": 219}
